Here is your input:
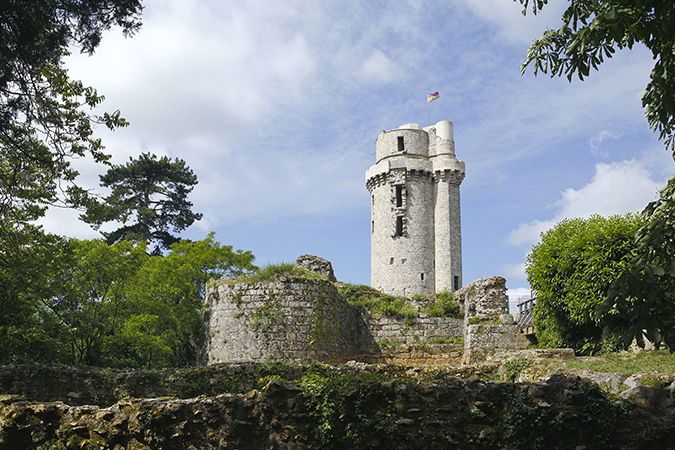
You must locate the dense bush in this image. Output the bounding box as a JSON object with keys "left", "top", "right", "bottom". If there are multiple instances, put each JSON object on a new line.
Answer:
{"left": 526, "top": 214, "right": 644, "bottom": 354}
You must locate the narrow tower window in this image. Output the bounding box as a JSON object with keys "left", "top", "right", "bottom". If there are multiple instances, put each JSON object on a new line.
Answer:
{"left": 420, "top": 273, "right": 424, "bottom": 281}
{"left": 371, "top": 220, "right": 374, "bottom": 233}
{"left": 454, "top": 276, "right": 459, "bottom": 291}
{"left": 395, "top": 185, "right": 403, "bottom": 207}
{"left": 397, "top": 136, "right": 404, "bottom": 151}
{"left": 395, "top": 216, "right": 404, "bottom": 236}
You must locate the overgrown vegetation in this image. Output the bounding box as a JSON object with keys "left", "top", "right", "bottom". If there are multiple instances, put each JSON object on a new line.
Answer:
{"left": 338, "top": 284, "right": 461, "bottom": 322}
{"left": 0, "top": 234, "right": 256, "bottom": 369}
{"left": 338, "top": 284, "right": 416, "bottom": 322}
{"left": 226, "top": 262, "right": 328, "bottom": 285}
{"left": 420, "top": 290, "right": 462, "bottom": 317}
{"left": 299, "top": 364, "right": 409, "bottom": 449}
{"left": 518, "top": 0, "right": 675, "bottom": 352}
{"left": 564, "top": 349, "right": 675, "bottom": 375}
{"left": 502, "top": 357, "right": 533, "bottom": 382}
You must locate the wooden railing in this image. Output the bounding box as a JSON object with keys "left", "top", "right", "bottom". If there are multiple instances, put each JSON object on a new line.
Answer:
{"left": 516, "top": 297, "right": 536, "bottom": 335}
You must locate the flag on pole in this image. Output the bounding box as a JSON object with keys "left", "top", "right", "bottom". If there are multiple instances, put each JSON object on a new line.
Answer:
{"left": 427, "top": 91, "right": 440, "bottom": 102}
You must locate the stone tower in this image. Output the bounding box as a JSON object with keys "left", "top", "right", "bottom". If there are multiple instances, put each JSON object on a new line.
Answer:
{"left": 366, "top": 120, "right": 465, "bottom": 296}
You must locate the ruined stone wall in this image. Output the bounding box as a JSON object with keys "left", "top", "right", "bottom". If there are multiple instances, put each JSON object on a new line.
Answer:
{"left": 3, "top": 368, "right": 674, "bottom": 450}
{"left": 203, "top": 278, "right": 375, "bottom": 364}
{"left": 456, "top": 276, "right": 529, "bottom": 363}
{"left": 203, "top": 275, "right": 466, "bottom": 365}
{"left": 366, "top": 314, "right": 463, "bottom": 345}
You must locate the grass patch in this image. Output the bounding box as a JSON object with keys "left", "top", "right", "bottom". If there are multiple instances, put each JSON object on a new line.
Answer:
{"left": 420, "top": 291, "right": 461, "bottom": 317}
{"left": 223, "top": 262, "right": 328, "bottom": 284}
{"left": 564, "top": 349, "right": 675, "bottom": 374}
{"left": 338, "top": 284, "right": 416, "bottom": 322}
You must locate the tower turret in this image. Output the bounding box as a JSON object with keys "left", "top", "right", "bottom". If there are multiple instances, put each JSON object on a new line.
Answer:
{"left": 366, "top": 120, "right": 465, "bottom": 296}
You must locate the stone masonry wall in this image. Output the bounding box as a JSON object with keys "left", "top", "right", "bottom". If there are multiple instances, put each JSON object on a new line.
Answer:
{"left": 366, "top": 314, "right": 463, "bottom": 345}
{"left": 456, "top": 276, "right": 529, "bottom": 363}
{"left": 203, "top": 277, "right": 375, "bottom": 364}
{"left": 366, "top": 121, "right": 465, "bottom": 296}
{"left": 203, "top": 276, "right": 466, "bottom": 365}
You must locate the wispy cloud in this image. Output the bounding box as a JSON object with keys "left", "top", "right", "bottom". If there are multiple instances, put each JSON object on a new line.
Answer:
{"left": 502, "top": 159, "right": 667, "bottom": 284}
{"left": 40, "top": 0, "right": 674, "bottom": 287}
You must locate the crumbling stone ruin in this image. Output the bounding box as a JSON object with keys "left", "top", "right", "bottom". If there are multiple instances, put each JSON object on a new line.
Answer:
{"left": 202, "top": 256, "right": 526, "bottom": 365}
{"left": 456, "top": 276, "right": 530, "bottom": 363}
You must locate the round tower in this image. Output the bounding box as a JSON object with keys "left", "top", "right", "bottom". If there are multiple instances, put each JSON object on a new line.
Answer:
{"left": 366, "top": 121, "right": 465, "bottom": 296}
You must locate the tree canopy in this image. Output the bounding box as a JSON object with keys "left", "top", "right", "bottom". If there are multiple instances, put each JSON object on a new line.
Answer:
{"left": 526, "top": 214, "right": 643, "bottom": 354}
{"left": 0, "top": 0, "right": 144, "bottom": 363}
{"left": 0, "top": 0, "right": 143, "bottom": 222}
{"left": 82, "top": 153, "right": 204, "bottom": 253}
{"left": 0, "top": 234, "right": 256, "bottom": 368}
{"left": 519, "top": 0, "right": 675, "bottom": 349}
{"left": 603, "top": 177, "right": 675, "bottom": 349}
{"left": 518, "top": 0, "right": 675, "bottom": 152}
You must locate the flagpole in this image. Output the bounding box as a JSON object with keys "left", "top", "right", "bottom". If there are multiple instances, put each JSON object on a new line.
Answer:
{"left": 426, "top": 91, "right": 439, "bottom": 126}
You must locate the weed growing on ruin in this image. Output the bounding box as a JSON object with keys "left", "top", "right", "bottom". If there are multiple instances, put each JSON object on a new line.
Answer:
{"left": 638, "top": 373, "right": 666, "bottom": 387}
{"left": 300, "top": 368, "right": 409, "bottom": 449}
{"left": 430, "top": 335, "right": 464, "bottom": 346}
{"left": 420, "top": 291, "right": 462, "bottom": 317}
{"left": 338, "top": 284, "right": 416, "bottom": 322}
{"left": 309, "top": 293, "right": 339, "bottom": 351}
{"left": 249, "top": 293, "right": 285, "bottom": 331}
{"left": 229, "top": 262, "right": 327, "bottom": 284}
{"left": 503, "top": 357, "right": 532, "bottom": 382}
{"left": 501, "top": 378, "right": 623, "bottom": 448}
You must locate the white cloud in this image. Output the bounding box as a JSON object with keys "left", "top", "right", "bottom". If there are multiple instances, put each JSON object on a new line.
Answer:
{"left": 506, "top": 160, "right": 663, "bottom": 247}
{"left": 502, "top": 262, "right": 527, "bottom": 280}
{"left": 458, "top": 0, "right": 567, "bottom": 44}
{"left": 361, "top": 50, "right": 397, "bottom": 84}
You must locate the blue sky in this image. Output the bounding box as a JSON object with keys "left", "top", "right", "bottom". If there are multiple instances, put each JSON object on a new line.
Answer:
{"left": 41, "top": 0, "right": 675, "bottom": 302}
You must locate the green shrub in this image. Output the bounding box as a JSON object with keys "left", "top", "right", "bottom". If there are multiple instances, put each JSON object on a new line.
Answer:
{"left": 338, "top": 284, "right": 416, "bottom": 322}
{"left": 526, "top": 214, "right": 643, "bottom": 354}
{"left": 421, "top": 291, "right": 461, "bottom": 317}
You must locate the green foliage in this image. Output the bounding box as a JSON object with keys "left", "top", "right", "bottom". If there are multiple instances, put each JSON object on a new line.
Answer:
{"left": 430, "top": 335, "right": 464, "bottom": 345}
{"left": 565, "top": 349, "right": 675, "bottom": 375}
{"left": 420, "top": 291, "right": 461, "bottom": 317}
{"left": 526, "top": 214, "right": 643, "bottom": 353}
{"left": 230, "top": 262, "right": 324, "bottom": 284}
{"left": 603, "top": 176, "right": 675, "bottom": 350}
{"left": 338, "top": 284, "right": 416, "bottom": 322}
{"left": 500, "top": 379, "right": 621, "bottom": 448}
{"left": 300, "top": 369, "right": 408, "bottom": 449}
{"left": 309, "top": 293, "right": 340, "bottom": 351}
{"left": 82, "top": 153, "right": 203, "bottom": 253}
{"left": 0, "top": 0, "right": 142, "bottom": 364}
{"left": 109, "top": 234, "right": 256, "bottom": 368}
{"left": 503, "top": 357, "right": 533, "bottom": 382}
{"left": 518, "top": 0, "right": 675, "bottom": 352}
{"left": 54, "top": 239, "right": 149, "bottom": 366}
{"left": 518, "top": 0, "right": 675, "bottom": 152}
{"left": 0, "top": 234, "right": 255, "bottom": 368}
